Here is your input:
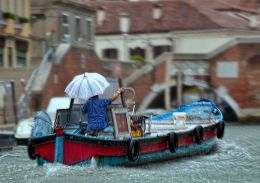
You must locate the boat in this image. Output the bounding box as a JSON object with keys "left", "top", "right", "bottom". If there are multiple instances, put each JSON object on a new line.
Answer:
{"left": 27, "top": 93, "right": 225, "bottom": 167}
{"left": 0, "top": 131, "right": 15, "bottom": 151}
{"left": 15, "top": 97, "right": 71, "bottom": 145}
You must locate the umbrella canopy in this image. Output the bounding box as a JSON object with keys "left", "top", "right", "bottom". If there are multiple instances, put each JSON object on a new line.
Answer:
{"left": 64, "top": 72, "right": 110, "bottom": 100}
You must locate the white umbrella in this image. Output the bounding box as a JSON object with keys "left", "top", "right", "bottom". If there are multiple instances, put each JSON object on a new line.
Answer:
{"left": 64, "top": 72, "right": 110, "bottom": 100}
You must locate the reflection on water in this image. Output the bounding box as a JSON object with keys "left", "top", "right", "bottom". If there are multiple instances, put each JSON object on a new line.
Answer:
{"left": 1, "top": 124, "right": 260, "bottom": 183}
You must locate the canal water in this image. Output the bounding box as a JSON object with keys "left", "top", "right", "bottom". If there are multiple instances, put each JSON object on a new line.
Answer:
{"left": 1, "top": 123, "right": 260, "bottom": 183}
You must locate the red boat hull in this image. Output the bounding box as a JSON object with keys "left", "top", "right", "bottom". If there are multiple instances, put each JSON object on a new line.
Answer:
{"left": 31, "top": 123, "right": 221, "bottom": 166}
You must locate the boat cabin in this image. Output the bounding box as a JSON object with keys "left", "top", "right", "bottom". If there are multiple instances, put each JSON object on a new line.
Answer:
{"left": 53, "top": 78, "right": 145, "bottom": 138}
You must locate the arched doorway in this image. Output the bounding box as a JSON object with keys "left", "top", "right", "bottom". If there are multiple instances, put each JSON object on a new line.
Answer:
{"left": 139, "top": 79, "right": 211, "bottom": 110}
{"left": 138, "top": 80, "right": 239, "bottom": 121}
{"left": 147, "top": 85, "right": 208, "bottom": 108}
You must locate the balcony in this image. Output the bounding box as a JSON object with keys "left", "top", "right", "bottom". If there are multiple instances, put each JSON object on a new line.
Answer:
{"left": 2, "top": 12, "right": 29, "bottom": 32}
{"left": 15, "top": 20, "right": 23, "bottom": 33}
{"left": 0, "top": 12, "right": 6, "bottom": 29}
{"left": 0, "top": 18, "right": 6, "bottom": 29}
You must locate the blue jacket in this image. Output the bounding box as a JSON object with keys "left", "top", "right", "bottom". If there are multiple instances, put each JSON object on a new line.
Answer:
{"left": 82, "top": 97, "right": 112, "bottom": 131}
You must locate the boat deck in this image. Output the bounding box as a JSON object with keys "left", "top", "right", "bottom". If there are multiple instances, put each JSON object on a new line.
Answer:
{"left": 63, "top": 121, "right": 216, "bottom": 141}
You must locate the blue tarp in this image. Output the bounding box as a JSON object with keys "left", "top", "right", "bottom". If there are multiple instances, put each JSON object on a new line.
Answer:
{"left": 151, "top": 101, "right": 223, "bottom": 123}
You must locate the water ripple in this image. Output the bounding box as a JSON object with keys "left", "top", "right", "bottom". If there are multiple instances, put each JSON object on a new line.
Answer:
{"left": 1, "top": 124, "right": 260, "bottom": 183}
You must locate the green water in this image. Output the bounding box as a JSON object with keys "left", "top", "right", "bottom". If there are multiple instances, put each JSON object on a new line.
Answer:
{"left": 1, "top": 124, "right": 260, "bottom": 183}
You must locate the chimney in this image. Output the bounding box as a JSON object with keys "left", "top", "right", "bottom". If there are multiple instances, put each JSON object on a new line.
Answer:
{"left": 153, "top": 3, "right": 162, "bottom": 20}
{"left": 97, "top": 6, "right": 105, "bottom": 26}
{"left": 119, "top": 13, "right": 129, "bottom": 33}
{"left": 249, "top": 15, "right": 258, "bottom": 29}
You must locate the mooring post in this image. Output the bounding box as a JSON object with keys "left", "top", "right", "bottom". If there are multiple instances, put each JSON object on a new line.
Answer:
{"left": 10, "top": 80, "right": 18, "bottom": 125}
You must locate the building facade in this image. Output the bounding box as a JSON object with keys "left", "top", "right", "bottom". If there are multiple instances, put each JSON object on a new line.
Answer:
{"left": 85, "top": 0, "right": 260, "bottom": 65}
{"left": 0, "top": 0, "right": 31, "bottom": 69}
{"left": 32, "top": 0, "right": 260, "bottom": 121}
{"left": 0, "top": 0, "right": 32, "bottom": 123}
{"left": 31, "top": 0, "right": 96, "bottom": 64}
{"left": 29, "top": 0, "right": 99, "bottom": 111}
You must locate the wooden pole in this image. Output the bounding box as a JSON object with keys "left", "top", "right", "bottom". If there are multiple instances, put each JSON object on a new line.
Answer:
{"left": 164, "top": 54, "right": 172, "bottom": 110}
{"left": 10, "top": 80, "right": 18, "bottom": 125}
{"left": 3, "top": 93, "right": 7, "bottom": 124}
{"left": 118, "top": 78, "right": 125, "bottom": 107}
{"left": 20, "top": 78, "right": 31, "bottom": 117}
{"left": 0, "top": 83, "right": 7, "bottom": 124}
{"left": 176, "top": 68, "right": 183, "bottom": 107}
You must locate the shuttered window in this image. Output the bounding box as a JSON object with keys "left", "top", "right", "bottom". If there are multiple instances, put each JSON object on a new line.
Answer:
{"left": 103, "top": 48, "right": 118, "bottom": 59}
{"left": 0, "top": 49, "right": 3, "bottom": 67}
{"left": 8, "top": 47, "right": 12, "bottom": 67}
{"left": 16, "top": 40, "right": 28, "bottom": 67}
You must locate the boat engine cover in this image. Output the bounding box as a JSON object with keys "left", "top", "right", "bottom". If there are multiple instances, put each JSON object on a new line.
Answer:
{"left": 31, "top": 111, "right": 53, "bottom": 137}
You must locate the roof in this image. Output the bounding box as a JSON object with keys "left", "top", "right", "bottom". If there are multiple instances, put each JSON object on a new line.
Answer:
{"left": 221, "top": 0, "right": 260, "bottom": 11}
{"left": 188, "top": 0, "right": 258, "bottom": 13}
{"left": 84, "top": 0, "right": 258, "bottom": 35}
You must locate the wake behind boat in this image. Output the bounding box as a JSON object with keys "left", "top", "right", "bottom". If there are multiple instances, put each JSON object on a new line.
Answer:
{"left": 27, "top": 93, "right": 224, "bottom": 167}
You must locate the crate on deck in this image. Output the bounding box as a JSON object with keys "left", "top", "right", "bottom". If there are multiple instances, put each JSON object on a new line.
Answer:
{"left": 130, "top": 115, "right": 147, "bottom": 137}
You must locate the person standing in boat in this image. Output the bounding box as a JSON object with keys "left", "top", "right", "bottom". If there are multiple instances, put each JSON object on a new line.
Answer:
{"left": 81, "top": 88, "right": 125, "bottom": 136}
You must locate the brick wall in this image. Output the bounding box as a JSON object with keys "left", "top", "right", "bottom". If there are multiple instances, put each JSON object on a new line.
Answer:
{"left": 39, "top": 42, "right": 260, "bottom": 111}
{"left": 129, "top": 61, "right": 166, "bottom": 108}
{"left": 128, "top": 42, "right": 260, "bottom": 110}
{"left": 41, "top": 46, "right": 106, "bottom": 109}
{"left": 210, "top": 43, "right": 260, "bottom": 108}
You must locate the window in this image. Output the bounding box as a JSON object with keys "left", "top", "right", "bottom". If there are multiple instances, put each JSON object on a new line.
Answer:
{"left": 75, "top": 16, "right": 81, "bottom": 41}
{"left": 23, "top": 0, "right": 27, "bottom": 17}
{"left": 97, "top": 8, "right": 105, "bottom": 25}
{"left": 62, "top": 13, "right": 70, "bottom": 42}
{"left": 15, "top": 0, "right": 19, "bottom": 16}
{"left": 16, "top": 40, "right": 28, "bottom": 67}
{"left": 6, "top": 0, "right": 11, "bottom": 12}
{"left": 217, "top": 61, "right": 238, "bottom": 78}
{"left": 16, "top": 51, "right": 26, "bottom": 67}
{"left": 0, "top": 0, "right": 2, "bottom": 14}
{"left": 8, "top": 47, "right": 12, "bottom": 67}
{"left": 153, "top": 45, "right": 171, "bottom": 58}
{"left": 153, "top": 5, "right": 162, "bottom": 20}
{"left": 130, "top": 47, "right": 145, "bottom": 58}
{"left": 62, "top": 14, "right": 69, "bottom": 24}
{"left": 119, "top": 14, "right": 129, "bottom": 33}
{"left": 7, "top": 39, "right": 14, "bottom": 68}
{"left": 0, "top": 48, "right": 3, "bottom": 67}
{"left": 86, "top": 19, "right": 93, "bottom": 41}
{"left": 103, "top": 48, "right": 118, "bottom": 59}
{"left": 0, "top": 36, "right": 5, "bottom": 67}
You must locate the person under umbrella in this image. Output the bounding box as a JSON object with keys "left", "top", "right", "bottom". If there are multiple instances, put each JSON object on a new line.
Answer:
{"left": 65, "top": 72, "right": 125, "bottom": 135}
{"left": 80, "top": 87, "right": 125, "bottom": 136}
{"left": 65, "top": 72, "right": 110, "bottom": 100}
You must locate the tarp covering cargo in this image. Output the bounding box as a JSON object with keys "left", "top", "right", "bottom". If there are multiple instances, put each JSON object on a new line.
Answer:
{"left": 32, "top": 111, "right": 52, "bottom": 137}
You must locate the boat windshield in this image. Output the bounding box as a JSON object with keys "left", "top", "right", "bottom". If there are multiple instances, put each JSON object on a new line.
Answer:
{"left": 54, "top": 104, "right": 88, "bottom": 127}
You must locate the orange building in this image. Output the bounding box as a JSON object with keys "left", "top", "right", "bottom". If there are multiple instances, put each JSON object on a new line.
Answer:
{"left": 0, "top": 0, "right": 31, "bottom": 69}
